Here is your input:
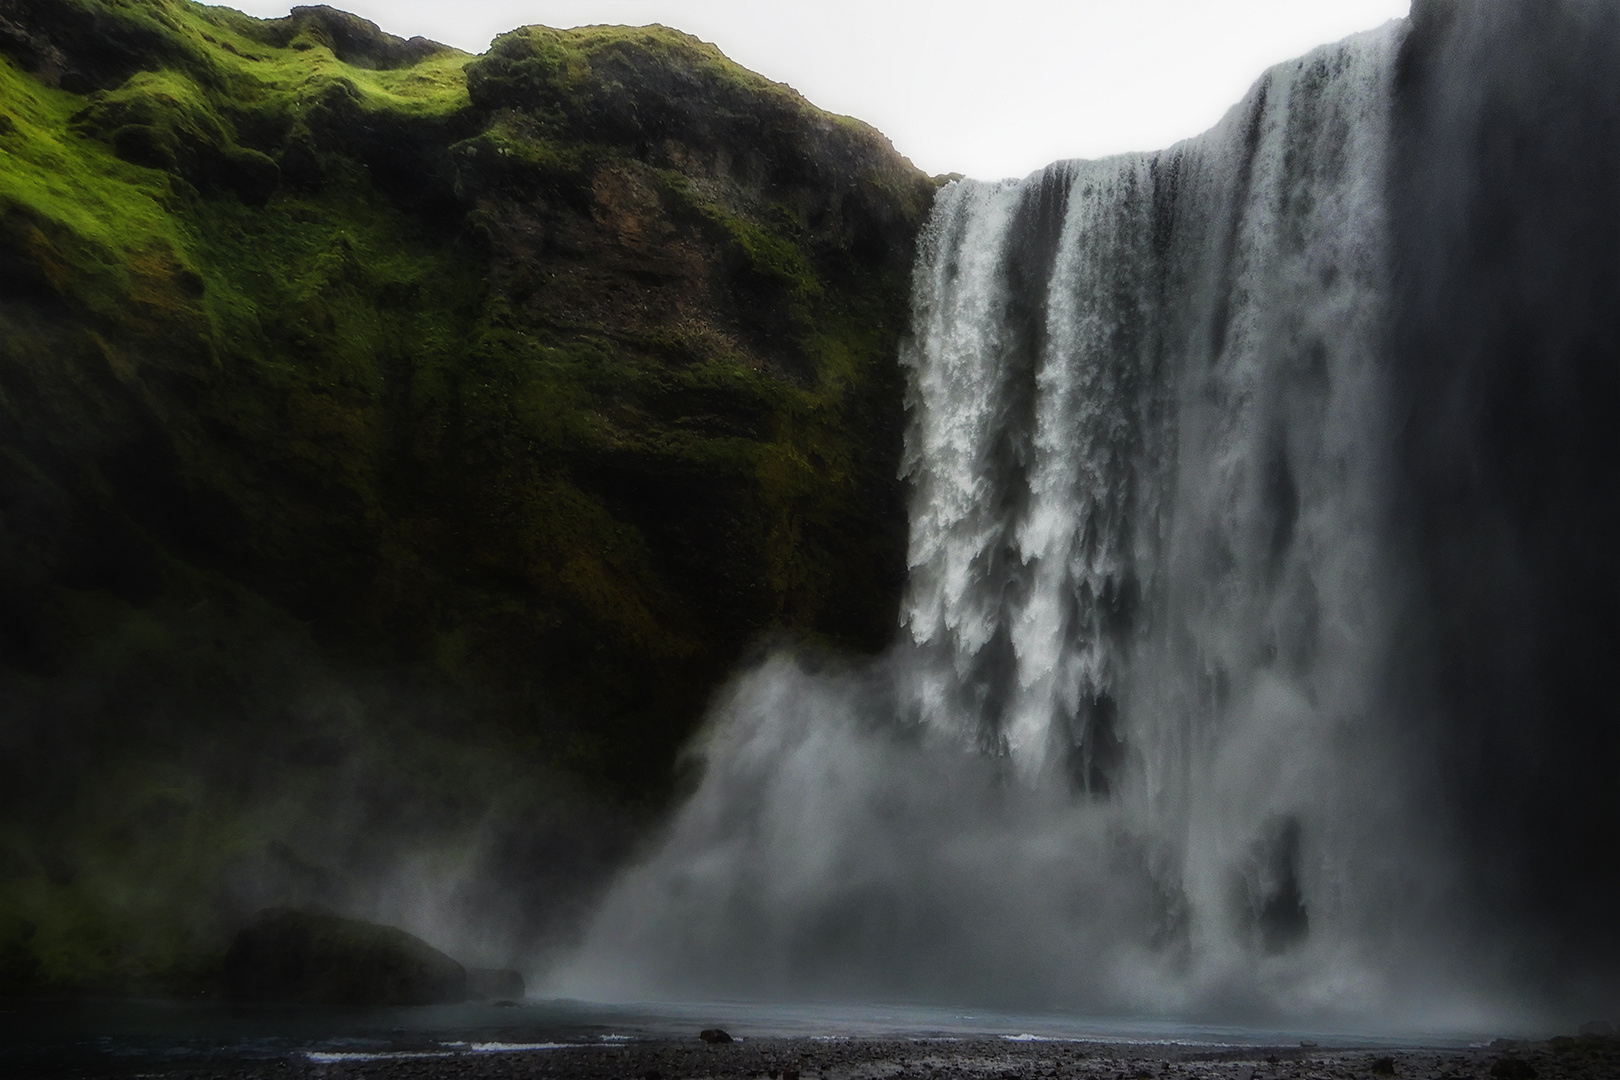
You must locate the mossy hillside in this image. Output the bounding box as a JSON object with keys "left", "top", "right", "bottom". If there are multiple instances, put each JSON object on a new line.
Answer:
{"left": 0, "top": 1, "right": 933, "bottom": 994}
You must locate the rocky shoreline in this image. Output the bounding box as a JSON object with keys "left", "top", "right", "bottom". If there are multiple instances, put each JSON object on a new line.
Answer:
{"left": 76, "top": 1033, "right": 1620, "bottom": 1080}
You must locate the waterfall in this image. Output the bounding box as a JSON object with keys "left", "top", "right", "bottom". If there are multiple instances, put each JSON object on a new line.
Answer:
{"left": 897, "top": 18, "right": 1421, "bottom": 991}
{"left": 552, "top": 0, "right": 1620, "bottom": 1026}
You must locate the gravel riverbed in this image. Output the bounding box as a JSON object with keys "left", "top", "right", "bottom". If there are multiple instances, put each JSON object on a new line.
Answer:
{"left": 110, "top": 1033, "right": 1619, "bottom": 1080}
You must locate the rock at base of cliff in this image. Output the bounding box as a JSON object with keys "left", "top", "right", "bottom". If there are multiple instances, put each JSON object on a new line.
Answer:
{"left": 225, "top": 908, "right": 466, "bottom": 1005}
{"left": 465, "top": 967, "right": 525, "bottom": 1001}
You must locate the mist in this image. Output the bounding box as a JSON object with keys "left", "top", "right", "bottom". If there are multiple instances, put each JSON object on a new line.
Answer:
{"left": 554, "top": 650, "right": 1534, "bottom": 1035}
{"left": 0, "top": 584, "right": 640, "bottom": 989}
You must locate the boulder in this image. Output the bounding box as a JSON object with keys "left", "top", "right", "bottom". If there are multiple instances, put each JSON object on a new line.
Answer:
{"left": 225, "top": 908, "right": 466, "bottom": 1006}
{"left": 465, "top": 967, "right": 525, "bottom": 1001}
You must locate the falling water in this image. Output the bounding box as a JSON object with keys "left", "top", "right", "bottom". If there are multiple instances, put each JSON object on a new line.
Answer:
{"left": 552, "top": 0, "right": 1620, "bottom": 1027}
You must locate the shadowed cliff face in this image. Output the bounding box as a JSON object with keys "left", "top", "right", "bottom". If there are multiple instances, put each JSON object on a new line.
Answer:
{"left": 1389, "top": 0, "right": 1620, "bottom": 999}
{"left": 0, "top": 0, "right": 932, "bottom": 994}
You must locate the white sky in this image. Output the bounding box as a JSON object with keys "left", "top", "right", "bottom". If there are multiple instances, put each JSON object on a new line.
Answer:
{"left": 221, "top": 1, "right": 1411, "bottom": 180}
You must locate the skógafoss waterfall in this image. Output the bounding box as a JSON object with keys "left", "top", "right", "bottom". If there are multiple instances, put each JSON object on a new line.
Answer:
{"left": 555, "top": 1, "right": 1620, "bottom": 1025}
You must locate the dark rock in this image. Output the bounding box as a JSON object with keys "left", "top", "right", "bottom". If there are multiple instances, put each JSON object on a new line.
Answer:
{"left": 0, "top": 0, "right": 189, "bottom": 91}
{"left": 1490, "top": 1057, "right": 1537, "bottom": 1079}
{"left": 701, "top": 1028, "right": 735, "bottom": 1044}
{"left": 465, "top": 966, "right": 525, "bottom": 1001}
{"left": 1249, "top": 817, "right": 1309, "bottom": 953}
{"left": 1373, "top": 1054, "right": 1397, "bottom": 1075}
{"left": 275, "top": 5, "right": 447, "bottom": 69}
{"left": 259, "top": 5, "right": 453, "bottom": 70}
{"left": 224, "top": 908, "right": 466, "bottom": 1006}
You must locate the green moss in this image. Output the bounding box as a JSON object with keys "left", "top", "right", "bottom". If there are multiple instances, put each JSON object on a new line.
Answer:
{"left": 0, "top": 60, "right": 182, "bottom": 289}
{"left": 468, "top": 21, "right": 822, "bottom": 131}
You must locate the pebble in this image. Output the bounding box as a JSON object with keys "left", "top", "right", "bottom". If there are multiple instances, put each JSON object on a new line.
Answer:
{"left": 77, "top": 1033, "right": 1620, "bottom": 1080}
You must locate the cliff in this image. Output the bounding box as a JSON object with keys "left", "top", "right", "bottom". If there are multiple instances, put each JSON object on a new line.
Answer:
{"left": 0, "top": 0, "right": 934, "bottom": 994}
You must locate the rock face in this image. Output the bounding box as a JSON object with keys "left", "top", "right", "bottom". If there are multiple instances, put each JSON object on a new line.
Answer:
{"left": 225, "top": 909, "right": 466, "bottom": 1005}
{"left": 0, "top": 0, "right": 932, "bottom": 995}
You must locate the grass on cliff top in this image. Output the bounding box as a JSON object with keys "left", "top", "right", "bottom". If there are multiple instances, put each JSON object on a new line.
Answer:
{"left": 0, "top": 0, "right": 476, "bottom": 323}
{"left": 503, "top": 22, "right": 799, "bottom": 98}
{"left": 87, "top": 0, "right": 474, "bottom": 114}
{"left": 477, "top": 21, "right": 917, "bottom": 186}
{"left": 0, "top": 58, "right": 177, "bottom": 264}
{"left": 48, "top": 0, "right": 870, "bottom": 130}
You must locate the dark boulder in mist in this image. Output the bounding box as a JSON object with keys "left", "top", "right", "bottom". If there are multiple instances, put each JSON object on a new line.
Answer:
{"left": 224, "top": 908, "right": 466, "bottom": 1006}
{"left": 465, "top": 966, "right": 525, "bottom": 1002}
{"left": 700, "top": 1028, "right": 735, "bottom": 1044}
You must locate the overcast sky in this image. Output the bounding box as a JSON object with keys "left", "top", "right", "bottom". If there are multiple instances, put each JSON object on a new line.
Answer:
{"left": 222, "top": 0, "right": 1411, "bottom": 180}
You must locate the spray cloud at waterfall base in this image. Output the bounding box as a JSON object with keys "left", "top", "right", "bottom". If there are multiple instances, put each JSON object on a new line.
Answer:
{"left": 551, "top": 0, "right": 1620, "bottom": 1030}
